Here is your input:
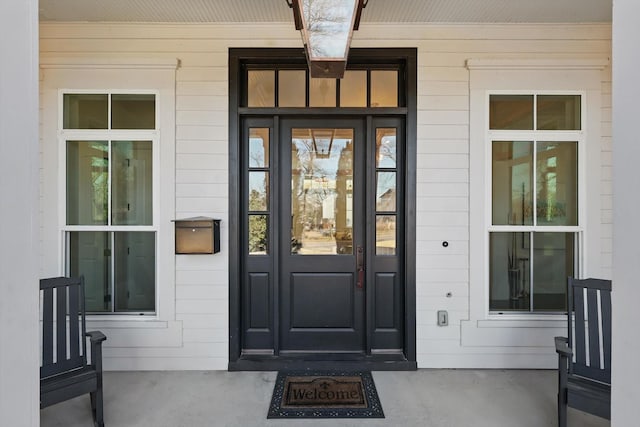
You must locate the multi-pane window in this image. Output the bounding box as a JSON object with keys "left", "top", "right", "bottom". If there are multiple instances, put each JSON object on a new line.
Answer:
{"left": 63, "top": 92, "right": 157, "bottom": 313}
{"left": 489, "top": 94, "right": 582, "bottom": 313}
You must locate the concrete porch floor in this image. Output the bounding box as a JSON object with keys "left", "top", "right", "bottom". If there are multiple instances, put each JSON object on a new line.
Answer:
{"left": 41, "top": 369, "right": 610, "bottom": 427}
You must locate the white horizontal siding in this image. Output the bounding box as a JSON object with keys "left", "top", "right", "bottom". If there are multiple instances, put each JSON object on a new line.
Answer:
{"left": 39, "top": 21, "right": 612, "bottom": 370}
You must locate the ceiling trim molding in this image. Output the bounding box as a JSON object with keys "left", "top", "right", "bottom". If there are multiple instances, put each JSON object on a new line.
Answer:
{"left": 40, "top": 55, "right": 180, "bottom": 70}
{"left": 466, "top": 58, "right": 610, "bottom": 71}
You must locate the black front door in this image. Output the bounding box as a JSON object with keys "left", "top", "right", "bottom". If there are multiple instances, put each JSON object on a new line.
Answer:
{"left": 280, "top": 118, "right": 366, "bottom": 353}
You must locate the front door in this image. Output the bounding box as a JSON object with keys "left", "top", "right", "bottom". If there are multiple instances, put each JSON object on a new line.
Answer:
{"left": 280, "top": 118, "right": 366, "bottom": 353}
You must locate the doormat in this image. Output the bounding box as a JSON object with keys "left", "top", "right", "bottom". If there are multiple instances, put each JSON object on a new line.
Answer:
{"left": 267, "top": 371, "right": 384, "bottom": 418}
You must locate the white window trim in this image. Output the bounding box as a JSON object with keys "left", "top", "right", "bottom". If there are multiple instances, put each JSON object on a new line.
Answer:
{"left": 41, "top": 58, "right": 178, "bottom": 328}
{"left": 465, "top": 58, "right": 608, "bottom": 336}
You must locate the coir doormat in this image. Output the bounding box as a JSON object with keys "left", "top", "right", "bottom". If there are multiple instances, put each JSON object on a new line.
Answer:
{"left": 267, "top": 371, "right": 384, "bottom": 418}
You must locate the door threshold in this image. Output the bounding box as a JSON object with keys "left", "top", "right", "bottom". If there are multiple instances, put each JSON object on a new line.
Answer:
{"left": 229, "top": 353, "right": 416, "bottom": 372}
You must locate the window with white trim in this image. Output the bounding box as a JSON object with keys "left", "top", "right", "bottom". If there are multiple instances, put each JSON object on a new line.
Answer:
{"left": 62, "top": 92, "right": 158, "bottom": 314}
{"left": 488, "top": 93, "right": 582, "bottom": 313}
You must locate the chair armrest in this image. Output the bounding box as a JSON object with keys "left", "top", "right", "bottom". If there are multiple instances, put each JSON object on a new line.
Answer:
{"left": 555, "top": 336, "right": 572, "bottom": 357}
{"left": 86, "top": 331, "right": 107, "bottom": 344}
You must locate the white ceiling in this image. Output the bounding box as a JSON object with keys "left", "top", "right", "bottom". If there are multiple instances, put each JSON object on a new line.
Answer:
{"left": 39, "top": 0, "right": 612, "bottom": 23}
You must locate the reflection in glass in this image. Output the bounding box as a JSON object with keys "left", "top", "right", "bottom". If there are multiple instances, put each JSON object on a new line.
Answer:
{"left": 489, "top": 95, "right": 534, "bottom": 130}
{"left": 300, "top": 0, "right": 358, "bottom": 60}
{"left": 376, "top": 128, "right": 396, "bottom": 168}
{"left": 310, "top": 77, "right": 336, "bottom": 107}
{"left": 63, "top": 94, "right": 108, "bottom": 129}
{"left": 247, "top": 70, "right": 275, "bottom": 107}
{"left": 492, "top": 141, "right": 533, "bottom": 225}
{"left": 111, "top": 94, "right": 155, "bottom": 129}
{"left": 248, "top": 172, "right": 269, "bottom": 211}
{"left": 278, "top": 70, "right": 306, "bottom": 107}
{"left": 291, "top": 128, "right": 353, "bottom": 254}
{"left": 249, "top": 128, "right": 269, "bottom": 168}
{"left": 249, "top": 215, "right": 268, "bottom": 255}
{"left": 532, "top": 232, "right": 573, "bottom": 311}
{"left": 376, "top": 215, "right": 396, "bottom": 255}
{"left": 340, "top": 70, "right": 366, "bottom": 107}
{"left": 371, "top": 71, "right": 398, "bottom": 107}
{"left": 489, "top": 232, "right": 530, "bottom": 312}
{"left": 68, "top": 231, "right": 111, "bottom": 312}
{"left": 111, "top": 141, "right": 153, "bottom": 225}
{"left": 114, "top": 232, "right": 155, "bottom": 311}
{"left": 536, "top": 142, "right": 578, "bottom": 226}
{"left": 537, "top": 95, "right": 581, "bottom": 130}
{"left": 66, "top": 141, "right": 108, "bottom": 225}
{"left": 376, "top": 172, "right": 396, "bottom": 211}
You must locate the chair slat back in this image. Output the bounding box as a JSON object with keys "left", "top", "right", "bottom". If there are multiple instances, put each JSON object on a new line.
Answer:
{"left": 40, "top": 277, "right": 87, "bottom": 379}
{"left": 567, "top": 277, "right": 612, "bottom": 384}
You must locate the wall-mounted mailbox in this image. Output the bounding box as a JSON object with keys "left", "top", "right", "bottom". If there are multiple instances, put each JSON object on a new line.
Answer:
{"left": 173, "top": 217, "right": 220, "bottom": 254}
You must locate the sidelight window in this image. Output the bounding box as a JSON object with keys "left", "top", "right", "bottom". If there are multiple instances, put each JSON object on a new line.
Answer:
{"left": 62, "top": 92, "right": 157, "bottom": 313}
{"left": 489, "top": 94, "right": 582, "bottom": 313}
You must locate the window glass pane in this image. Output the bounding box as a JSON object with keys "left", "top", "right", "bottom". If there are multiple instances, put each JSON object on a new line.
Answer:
{"left": 537, "top": 95, "right": 581, "bottom": 130}
{"left": 249, "top": 171, "right": 269, "bottom": 211}
{"left": 114, "top": 232, "right": 155, "bottom": 312}
{"left": 536, "top": 142, "right": 578, "bottom": 226}
{"left": 278, "top": 70, "right": 306, "bottom": 107}
{"left": 291, "top": 128, "right": 353, "bottom": 255}
{"left": 371, "top": 70, "right": 398, "bottom": 107}
{"left": 112, "top": 141, "right": 153, "bottom": 225}
{"left": 111, "top": 94, "right": 155, "bottom": 129}
{"left": 492, "top": 141, "right": 533, "bottom": 225}
{"left": 489, "top": 232, "right": 531, "bottom": 312}
{"left": 340, "top": 70, "right": 366, "bottom": 107}
{"left": 247, "top": 70, "right": 275, "bottom": 107}
{"left": 532, "top": 232, "right": 573, "bottom": 311}
{"left": 69, "top": 231, "right": 111, "bottom": 312}
{"left": 376, "top": 172, "right": 396, "bottom": 211}
{"left": 376, "top": 215, "right": 396, "bottom": 255}
{"left": 63, "top": 94, "right": 108, "bottom": 129}
{"left": 490, "top": 95, "right": 534, "bottom": 130}
{"left": 249, "top": 128, "right": 269, "bottom": 168}
{"left": 249, "top": 214, "right": 268, "bottom": 255}
{"left": 310, "top": 77, "right": 336, "bottom": 107}
{"left": 66, "top": 141, "right": 108, "bottom": 225}
{"left": 376, "top": 128, "right": 396, "bottom": 168}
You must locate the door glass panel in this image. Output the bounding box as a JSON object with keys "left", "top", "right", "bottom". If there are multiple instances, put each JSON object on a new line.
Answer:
{"left": 537, "top": 95, "right": 581, "bottom": 130}
{"left": 63, "top": 94, "right": 108, "bottom": 129}
{"left": 68, "top": 231, "right": 111, "bottom": 312}
{"left": 536, "top": 142, "right": 578, "bottom": 226}
{"left": 291, "top": 128, "right": 353, "bottom": 254}
{"left": 249, "top": 214, "right": 268, "bottom": 255}
{"left": 376, "top": 215, "right": 396, "bottom": 255}
{"left": 66, "top": 141, "right": 108, "bottom": 225}
{"left": 376, "top": 172, "right": 396, "bottom": 211}
{"left": 248, "top": 172, "right": 269, "bottom": 211}
{"left": 371, "top": 70, "right": 398, "bottom": 107}
{"left": 492, "top": 141, "right": 533, "bottom": 225}
{"left": 249, "top": 128, "right": 269, "bottom": 167}
{"left": 111, "top": 141, "right": 153, "bottom": 225}
{"left": 490, "top": 95, "right": 534, "bottom": 130}
{"left": 278, "top": 70, "right": 306, "bottom": 107}
{"left": 111, "top": 94, "right": 156, "bottom": 130}
{"left": 247, "top": 70, "right": 275, "bottom": 107}
{"left": 340, "top": 71, "right": 366, "bottom": 107}
{"left": 310, "top": 77, "right": 336, "bottom": 107}
{"left": 114, "top": 232, "right": 155, "bottom": 312}
{"left": 376, "top": 128, "right": 396, "bottom": 168}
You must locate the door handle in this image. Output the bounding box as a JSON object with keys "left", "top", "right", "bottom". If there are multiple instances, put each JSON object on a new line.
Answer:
{"left": 356, "top": 245, "right": 364, "bottom": 289}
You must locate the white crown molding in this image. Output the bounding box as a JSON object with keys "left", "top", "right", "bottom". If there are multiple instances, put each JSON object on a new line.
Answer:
{"left": 466, "top": 58, "right": 610, "bottom": 71}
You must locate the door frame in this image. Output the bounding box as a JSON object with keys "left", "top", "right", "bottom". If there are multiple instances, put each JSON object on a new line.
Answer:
{"left": 228, "top": 48, "right": 417, "bottom": 371}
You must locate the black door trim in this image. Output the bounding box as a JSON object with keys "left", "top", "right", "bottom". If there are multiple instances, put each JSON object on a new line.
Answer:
{"left": 229, "top": 47, "right": 417, "bottom": 371}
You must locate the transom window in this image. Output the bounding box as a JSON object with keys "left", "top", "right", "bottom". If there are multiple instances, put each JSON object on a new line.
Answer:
{"left": 489, "top": 93, "right": 582, "bottom": 313}
{"left": 62, "top": 92, "right": 157, "bottom": 314}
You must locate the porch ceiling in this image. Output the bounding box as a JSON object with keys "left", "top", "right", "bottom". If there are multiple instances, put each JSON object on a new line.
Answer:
{"left": 39, "top": 0, "right": 612, "bottom": 23}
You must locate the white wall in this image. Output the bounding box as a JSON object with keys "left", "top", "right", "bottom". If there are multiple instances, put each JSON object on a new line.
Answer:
{"left": 0, "top": 1, "right": 40, "bottom": 426}
{"left": 612, "top": 0, "right": 640, "bottom": 424}
{"left": 39, "top": 22, "right": 612, "bottom": 370}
